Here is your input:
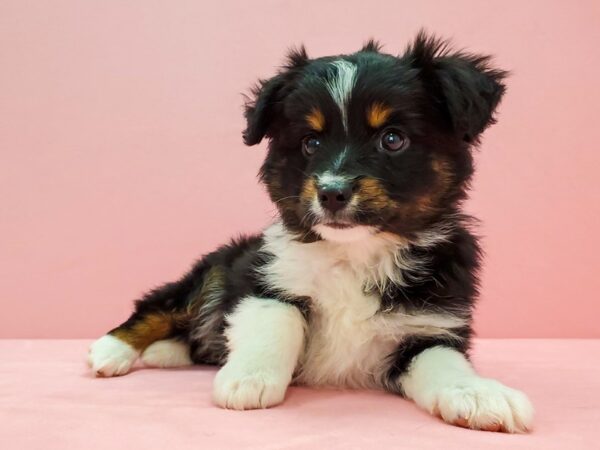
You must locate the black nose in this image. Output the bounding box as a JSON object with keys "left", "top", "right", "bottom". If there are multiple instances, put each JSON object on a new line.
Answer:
{"left": 318, "top": 186, "right": 353, "bottom": 214}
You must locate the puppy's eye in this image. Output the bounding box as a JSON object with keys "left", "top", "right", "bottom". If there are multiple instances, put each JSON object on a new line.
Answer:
{"left": 302, "top": 136, "right": 321, "bottom": 156}
{"left": 379, "top": 130, "right": 409, "bottom": 153}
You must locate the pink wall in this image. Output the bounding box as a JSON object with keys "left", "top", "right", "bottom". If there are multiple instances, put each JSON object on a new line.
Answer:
{"left": 2, "top": 1, "right": 599, "bottom": 338}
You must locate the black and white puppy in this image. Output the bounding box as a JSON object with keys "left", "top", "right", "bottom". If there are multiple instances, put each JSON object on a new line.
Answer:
{"left": 88, "top": 32, "right": 533, "bottom": 433}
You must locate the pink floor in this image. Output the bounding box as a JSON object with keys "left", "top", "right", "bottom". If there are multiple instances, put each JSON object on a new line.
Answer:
{"left": 1, "top": 340, "right": 598, "bottom": 449}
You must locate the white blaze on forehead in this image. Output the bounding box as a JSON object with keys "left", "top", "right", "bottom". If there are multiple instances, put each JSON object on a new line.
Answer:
{"left": 332, "top": 147, "right": 348, "bottom": 171}
{"left": 325, "top": 60, "right": 357, "bottom": 131}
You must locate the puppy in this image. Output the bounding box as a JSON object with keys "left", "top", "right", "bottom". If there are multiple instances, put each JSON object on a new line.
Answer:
{"left": 88, "top": 32, "right": 534, "bottom": 432}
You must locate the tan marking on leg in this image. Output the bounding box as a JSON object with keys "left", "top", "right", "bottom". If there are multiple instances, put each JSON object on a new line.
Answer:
{"left": 111, "top": 313, "right": 183, "bottom": 351}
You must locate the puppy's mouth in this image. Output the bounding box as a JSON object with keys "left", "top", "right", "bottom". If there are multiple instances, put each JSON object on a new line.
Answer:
{"left": 312, "top": 219, "right": 379, "bottom": 243}
{"left": 320, "top": 221, "right": 356, "bottom": 229}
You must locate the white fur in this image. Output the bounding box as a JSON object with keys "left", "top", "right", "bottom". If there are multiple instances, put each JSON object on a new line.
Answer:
{"left": 317, "top": 171, "right": 351, "bottom": 190}
{"left": 88, "top": 334, "right": 139, "bottom": 377}
{"left": 325, "top": 60, "right": 357, "bottom": 131}
{"left": 213, "top": 297, "right": 306, "bottom": 410}
{"left": 313, "top": 223, "right": 377, "bottom": 243}
{"left": 332, "top": 147, "right": 348, "bottom": 171}
{"left": 257, "top": 222, "right": 467, "bottom": 389}
{"left": 400, "top": 346, "right": 534, "bottom": 433}
{"left": 141, "top": 339, "right": 193, "bottom": 368}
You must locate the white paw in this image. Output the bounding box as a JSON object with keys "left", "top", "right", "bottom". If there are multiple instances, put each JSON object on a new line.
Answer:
{"left": 212, "top": 362, "right": 289, "bottom": 410}
{"left": 141, "top": 339, "right": 193, "bottom": 368}
{"left": 428, "top": 377, "right": 534, "bottom": 433}
{"left": 87, "top": 335, "right": 139, "bottom": 377}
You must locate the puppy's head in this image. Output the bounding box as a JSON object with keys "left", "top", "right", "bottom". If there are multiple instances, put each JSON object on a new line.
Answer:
{"left": 244, "top": 32, "right": 506, "bottom": 242}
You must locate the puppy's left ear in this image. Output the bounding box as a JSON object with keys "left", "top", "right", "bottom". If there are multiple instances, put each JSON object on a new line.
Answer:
{"left": 243, "top": 46, "right": 309, "bottom": 146}
{"left": 405, "top": 31, "right": 508, "bottom": 143}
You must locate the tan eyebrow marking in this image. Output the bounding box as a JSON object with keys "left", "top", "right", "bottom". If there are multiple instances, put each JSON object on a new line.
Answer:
{"left": 306, "top": 108, "right": 325, "bottom": 132}
{"left": 367, "top": 102, "right": 392, "bottom": 128}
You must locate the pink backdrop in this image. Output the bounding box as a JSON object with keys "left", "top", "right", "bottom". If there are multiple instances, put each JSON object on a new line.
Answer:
{"left": 2, "top": 1, "right": 599, "bottom": 338}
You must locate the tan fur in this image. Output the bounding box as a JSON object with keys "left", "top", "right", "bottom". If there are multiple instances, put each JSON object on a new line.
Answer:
{"left": 356, "top": 177, "right": 398, "bottom": 209}
{"left": 432, "top": 157, "right": 453, "bottom": 192}
{"left": 367, "top": 102, "right": 392, "bottom": 128}
{"left": 111, "top": 313, "right": 184, "bottom": 351}
{"left": 300, "top": 178, "right": 318, "bottom": 204}
{"left": 356, "top": 164, "right": 453, "bottom": 220}
{"left": 412, "top": 157, "right": 455, "bottom": 215}
{"left": 306, "top": 108, "right": 325, "bottom": 132}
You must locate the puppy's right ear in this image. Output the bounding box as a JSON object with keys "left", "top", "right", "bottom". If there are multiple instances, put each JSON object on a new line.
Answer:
{"left": 242, "top": 46, "right": 309, "bottom": 146}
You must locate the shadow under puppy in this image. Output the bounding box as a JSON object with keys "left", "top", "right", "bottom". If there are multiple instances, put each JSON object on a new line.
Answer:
{"left": 88, "top": 31, "right": 534, "bottom": 433}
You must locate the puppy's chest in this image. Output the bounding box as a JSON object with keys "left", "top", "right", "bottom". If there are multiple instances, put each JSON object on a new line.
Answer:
{"left": 264, "top": 246, "right": 404, "bottom": 387}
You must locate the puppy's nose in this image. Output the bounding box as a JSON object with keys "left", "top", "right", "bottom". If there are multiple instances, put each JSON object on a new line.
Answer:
{"left": 318, "top": 186, "right": 353, "bottom": 214}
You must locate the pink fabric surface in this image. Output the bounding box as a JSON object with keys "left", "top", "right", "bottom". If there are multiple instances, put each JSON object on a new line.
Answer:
{"left": 1, "top": 339, "right": 598, "bottom": 449}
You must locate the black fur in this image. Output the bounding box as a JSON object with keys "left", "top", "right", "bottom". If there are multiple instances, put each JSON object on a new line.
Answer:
{"left": 404, "top": 31, "right": 507, "bottom": 143}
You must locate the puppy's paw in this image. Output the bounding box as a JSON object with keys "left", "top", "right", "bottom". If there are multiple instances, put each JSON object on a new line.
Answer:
{"left": 212, "top": 362, "right": 289, "bottom": 410}
{"left": 428, "top": 377, "right": 534, "bottom": 433}
{"left": 87, "top": 335, "right": 139, "bottom": 377}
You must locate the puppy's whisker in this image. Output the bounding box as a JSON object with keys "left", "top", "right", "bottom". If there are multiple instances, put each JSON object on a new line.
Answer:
{"left": 274, "top": 195, "right": 300, "bottom": 205}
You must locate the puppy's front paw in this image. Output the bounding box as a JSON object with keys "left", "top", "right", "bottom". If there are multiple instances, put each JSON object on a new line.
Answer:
{"left": 87, "top": 335, "right": 139, "bottom": 377}
{"left": 428, "top": 377, "right": 534, "bottom": 433}
{"left": 212, "top": 362, "right": 289, "bottom": 410}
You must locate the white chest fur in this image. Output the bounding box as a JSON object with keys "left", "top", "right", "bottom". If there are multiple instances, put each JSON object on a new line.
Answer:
{"left": 260, "top": 223, "right": 465, "bottom": 389}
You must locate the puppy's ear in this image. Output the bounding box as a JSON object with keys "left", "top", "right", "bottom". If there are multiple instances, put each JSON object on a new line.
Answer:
{"left": 242, "top": 46, "right": 309, "bottom": 146}
{"left": 405, "top": 31, "right": 508, "bottom": 143}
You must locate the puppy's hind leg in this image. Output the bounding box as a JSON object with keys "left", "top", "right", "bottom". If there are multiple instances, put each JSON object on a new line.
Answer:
{"left": 88, "top": 281, "right": 192, "bottom": 377}
{"left": 141, "top": 338, "right": 193, "bottom": 368}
